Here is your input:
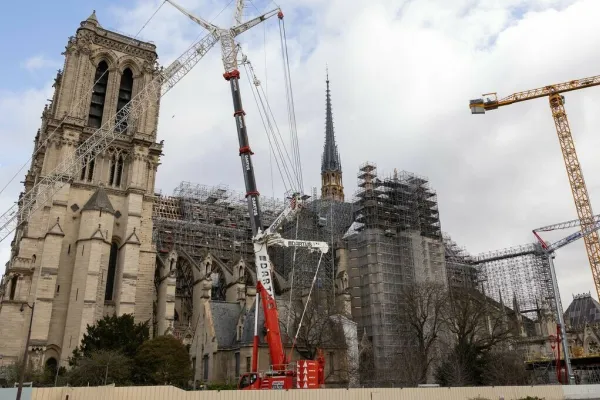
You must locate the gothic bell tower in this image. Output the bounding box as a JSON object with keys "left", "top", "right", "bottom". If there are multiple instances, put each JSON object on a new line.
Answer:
{"left": 0, "top": 10, "right": 163, "bottom": 371}
{"left": 321, "top": 69, "right": 344, "bottom": 202}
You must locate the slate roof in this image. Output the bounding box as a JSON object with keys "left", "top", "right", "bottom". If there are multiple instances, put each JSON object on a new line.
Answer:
{"left": 82, "top": 187, "right": 115, "bottom": 214}
{"left": 565, "top": 293, "right": 600, "bottom": 327}
{"left": 240, "top": 297, "right": 291, "bottom": 346}
{"left": 209, "top": 301, "right": 242, "bottom": 348}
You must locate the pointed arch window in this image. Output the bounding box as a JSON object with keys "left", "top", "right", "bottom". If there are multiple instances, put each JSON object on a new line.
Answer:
{"left": 80, "top": 153, "right": 96, "bottom": 183}
{"left": 9, "top": 275, "right": 18, "bottom": 300}
{"left": 88, "top": 61, "right": 109, "bottom": 129}
{"left": 115, "top": 68, "right": 133, "bottom": 134}
{"left": 109, "top": 153, "right": 124, "bottom": 188}
{"left": 105, "top": 241, "right": 118, "bottom": 301}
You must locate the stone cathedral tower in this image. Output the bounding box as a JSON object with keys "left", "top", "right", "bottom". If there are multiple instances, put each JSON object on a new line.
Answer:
{"left": 0, "top": 11, "right": 163, "bottom": 370}
{"left": 320, "top": 70, "right": 344, "bottom": 202}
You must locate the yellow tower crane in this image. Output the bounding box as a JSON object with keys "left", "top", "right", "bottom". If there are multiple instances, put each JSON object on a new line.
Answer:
{"left": 469, "top": 74, "right": 600, "bottom": 299}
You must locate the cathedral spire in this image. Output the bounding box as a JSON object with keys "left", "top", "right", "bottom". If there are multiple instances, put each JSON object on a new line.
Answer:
{"left": 322, "top": 67, "right": 341, "bottom": 173}
{"left": 320, "top": 68, "right": 344, "bottom": 202}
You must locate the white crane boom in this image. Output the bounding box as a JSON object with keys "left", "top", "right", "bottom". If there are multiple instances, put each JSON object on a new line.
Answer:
{"left": 534, "top": 214, "right": 600, "bottom": 233}
{"left": 234, "top": 0, "right": 244, "bottom": 25}
{"left": 165, "top": 0, "right": 219, "bottom": 33}
{"left": 165, "top": 0, "right": 280, "bottom": 75}
{"left": 0, "top": 32, "right": 219, "bottom": 243}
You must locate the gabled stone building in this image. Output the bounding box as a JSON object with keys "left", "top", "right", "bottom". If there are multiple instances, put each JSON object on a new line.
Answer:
{"left": 0, "top": 11, "right": 163, "bottom": 370}
{"left": 154, "top": 246, "right": 357, "bottom": 386}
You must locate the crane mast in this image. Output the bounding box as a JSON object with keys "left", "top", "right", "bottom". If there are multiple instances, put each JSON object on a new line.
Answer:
{"left": 165, "top": 2, "right": 330, "bottom": 388}
{"left": 470, "top": 74, "right": 600, "bottom": 300}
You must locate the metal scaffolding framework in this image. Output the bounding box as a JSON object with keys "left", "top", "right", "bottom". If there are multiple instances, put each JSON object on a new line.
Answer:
{"left": 153, "top": 181, "right": 355, "bottom": 291}
{"left": 344, "top": 161, "right": 445, "bottom": 381}
{"left": 474, "top": 243, "right": 556, "bottom": 319}
{"left": 153, "top": 181, "right": 286, "bottom": 264}
{"left": 443, "top": 232, "right": 478, "bottom": 289}
{"left": 271, "top": 193, "right": 354, "bottom": 292}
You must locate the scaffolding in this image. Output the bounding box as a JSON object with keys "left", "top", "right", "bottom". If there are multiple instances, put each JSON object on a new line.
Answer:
{"left": 153, "top": 181, "right": 355, "bottom": 290}
{"left": 345, "top": 161, "right": 445, "bottom": 382}
{"left": 474, "top": 243, "right": 556, "bottom": 320}
{"left": 271, "top": 194, "right": 354, "bottom": 294}
{"left": 153, "top": 181, "right": 286, "bottom": 264}
{"left": 443, "top": 232, "right": 478, "bottom": 289}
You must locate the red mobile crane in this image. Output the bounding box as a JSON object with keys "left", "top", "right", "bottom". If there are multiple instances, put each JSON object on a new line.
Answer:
{"left": 164, "top": 0, "right": 331, "bottom": 390}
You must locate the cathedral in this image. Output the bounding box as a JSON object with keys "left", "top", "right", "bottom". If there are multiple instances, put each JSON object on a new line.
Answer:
{"left": 3, "top": 9, "right": 596, "bottom": 388}
{"left": 0, "top": 11, "right": 358, "bottom": 386}
{"left": 0, "top": 12, "right": 162, "bottom": 370}
{"left": 150, "top": 55, "right": 357, "bottom": 386}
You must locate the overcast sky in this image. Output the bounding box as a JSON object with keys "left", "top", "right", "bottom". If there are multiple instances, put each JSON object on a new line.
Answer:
{"left": 2, "top": 0, "right": 600, "bottom": 309}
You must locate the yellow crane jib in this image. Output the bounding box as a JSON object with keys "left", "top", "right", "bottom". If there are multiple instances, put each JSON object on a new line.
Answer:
{"left": 468, "top": 73, "right": 600, "bottom": 301}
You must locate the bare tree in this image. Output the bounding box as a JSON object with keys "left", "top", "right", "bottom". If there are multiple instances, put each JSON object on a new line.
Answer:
{"left": 279, "top": 290, "right": 357, "bottom": 386}
{"left": 281, "top": 291, "right": 348, "bottom": 360}
{"left": 357, "top": 330, "right": 376, "bottom": 387}
{"left": 444, "top": 288, "right": 513, "bottom": 352}
{"left": 436, "top": 287, "right": 515, "bottom": 386}
{"left": 482, "top": 347, "right": 532, "bottom": 385}
{"left": 393, "top": 281, "right": 448, "bottom": 385}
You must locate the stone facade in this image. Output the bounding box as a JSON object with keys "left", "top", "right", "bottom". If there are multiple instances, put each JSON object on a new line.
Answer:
{"left": 154, "top": 245, "right": 359, "bottom": 387}
{"left": 0, "top": 11, "right": 163, "bottom": 370}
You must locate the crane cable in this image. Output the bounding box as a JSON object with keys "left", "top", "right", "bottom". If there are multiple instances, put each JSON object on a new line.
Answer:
{"left": 241, "top": 57, "right": 300, "bottom": 194}
{"left": 278, "top": 17, "right": 304, "bottom": 194}
{"left": 287, "top": 251, "right": 324, "bottom": 361}
{"left": 0, "top": 1, "right": 167, "bottom": 198}
{"left": 241, "top": 7, "right": 321, "bottom": 344}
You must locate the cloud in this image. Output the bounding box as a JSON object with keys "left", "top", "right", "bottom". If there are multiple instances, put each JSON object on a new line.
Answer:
{"left": 21, "top": 55, "right": 61, "bottom": 72}
{"left": 2, "top": 0, "right": 600, "bottom": 311}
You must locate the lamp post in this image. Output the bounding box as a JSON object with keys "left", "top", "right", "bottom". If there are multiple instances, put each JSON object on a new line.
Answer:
{"left": 16, "top": 301, "right": 34, "bottom": 400}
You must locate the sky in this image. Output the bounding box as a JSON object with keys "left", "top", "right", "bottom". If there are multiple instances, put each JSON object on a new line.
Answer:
{"left": 2, "top": 0, "right": 600, "bottom": 310}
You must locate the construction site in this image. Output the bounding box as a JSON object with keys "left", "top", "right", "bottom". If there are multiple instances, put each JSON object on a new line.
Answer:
{"left": 343, "top": 162, "right": 446, "bottom": 380}
{"left": 3, "top": 0, "right": 600, "bottom": 397}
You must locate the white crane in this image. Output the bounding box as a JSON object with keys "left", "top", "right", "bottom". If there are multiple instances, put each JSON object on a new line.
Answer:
{"left": 0, "top": 1, "right": 281, "bottom": 244}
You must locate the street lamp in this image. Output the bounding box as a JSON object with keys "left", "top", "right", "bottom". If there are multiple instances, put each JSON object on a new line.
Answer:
{"left": 16, "top": 301, "right": 34, "bottom": 400}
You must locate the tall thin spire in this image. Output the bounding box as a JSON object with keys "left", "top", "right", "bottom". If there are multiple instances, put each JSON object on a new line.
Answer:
{"left": 320, "top": 67, "right": 344, "bottom": 202}
{"left": 321, "top": 67, "right": 341, "bottom": 173}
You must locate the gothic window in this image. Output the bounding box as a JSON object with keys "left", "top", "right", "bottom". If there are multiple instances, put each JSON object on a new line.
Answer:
{"left": 211, "top": 270, "right": 226, "bottom": 301}
{"left": 109, "top": 153, "right": 124, "bottom": 188}
{"left": 88, "top": 61, "right": 109, "bottom": 129}
{"left": 9, "top": 275, "right": 18, "bottom": 300}
{"left": 105, "top": 241, "right": 118, "bottom": 301}
{"left": 115, "top": 68, "right": 133, "bottom": 134}
{"left": 80, "top": 154, "right": 95, "bottom": 183}
{"left": 203, "top": 355, "right": 209, "bottom": 381}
